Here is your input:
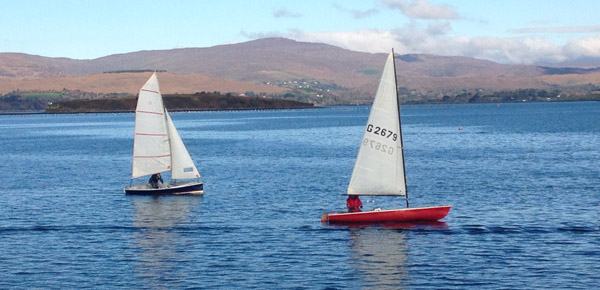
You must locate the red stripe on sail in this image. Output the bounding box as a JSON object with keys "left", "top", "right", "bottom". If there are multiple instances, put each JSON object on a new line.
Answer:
{"left": 135, "top": 133, "right": 167, "bottom": 136}
{"left": 136, "top": 110, "right": 163, "bottom": 115}
{"left": 141, "top": 89, "right": 160, "bottom": 94}
{"left": 134, "top": 154, "right": 171, "bottom": 158}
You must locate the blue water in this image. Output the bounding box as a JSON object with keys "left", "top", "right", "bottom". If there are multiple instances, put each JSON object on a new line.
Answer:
{"left": 1, "top": 102, "right": 599, "bottom": 289}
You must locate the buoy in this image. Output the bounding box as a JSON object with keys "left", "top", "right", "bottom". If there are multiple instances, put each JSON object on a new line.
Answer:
{"left": 458, "top": 126, "right": 463, "bottom": 130}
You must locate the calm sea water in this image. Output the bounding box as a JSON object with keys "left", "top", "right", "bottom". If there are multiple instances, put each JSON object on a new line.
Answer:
{"left": 1, "top": 102, "right": 599, "bottom": 289}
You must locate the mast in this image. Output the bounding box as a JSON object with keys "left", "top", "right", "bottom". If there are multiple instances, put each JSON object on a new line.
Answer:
{"left": 163, "top": 105, "right": 172, "bottom": 175}
{"left": 392, "top": 48, "right": 410, "bottom": 208}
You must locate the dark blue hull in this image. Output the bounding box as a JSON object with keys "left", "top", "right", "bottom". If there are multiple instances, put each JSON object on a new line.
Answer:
{"left": 124, "top": 181, "right": 203, "bottom": 195}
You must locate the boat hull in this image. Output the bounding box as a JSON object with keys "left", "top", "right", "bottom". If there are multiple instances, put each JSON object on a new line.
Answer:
{"left": 124, "top": 181, "right": 204, "bottom": 195}
{"left": 322, "top": 205, "right": 450, "bottom": 224}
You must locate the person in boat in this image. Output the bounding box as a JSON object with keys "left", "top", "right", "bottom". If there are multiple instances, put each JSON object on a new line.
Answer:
{"left": 149, "top": 173, "right": 163, "bottom": 189}
{"left": 347, "top": 195, "right": 363, "bottom": 212}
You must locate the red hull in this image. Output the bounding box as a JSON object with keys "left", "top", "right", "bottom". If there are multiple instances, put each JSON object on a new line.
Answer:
{"left": 322, "top": 205, "right": 451, "bottom": 224}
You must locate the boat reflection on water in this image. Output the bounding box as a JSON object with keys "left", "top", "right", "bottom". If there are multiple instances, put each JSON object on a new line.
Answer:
{"left": 344, "top": 221, "right": 447, "bottom": 289}
{"left": 131, "top": 195, "right": 201, "bottom": 288}
{"left": 340, "top": 220, "right": 448, "bottom": 230}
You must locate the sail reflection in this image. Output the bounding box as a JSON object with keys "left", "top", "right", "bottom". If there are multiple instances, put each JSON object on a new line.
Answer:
{"left": 348, "top": 227, "right": 409, "bottom": 289}
{"left": 346, "top": 222, "right": 447, "bottom": 289}
{"left": 131, "top": 196, "right": 200, "bottom": 288}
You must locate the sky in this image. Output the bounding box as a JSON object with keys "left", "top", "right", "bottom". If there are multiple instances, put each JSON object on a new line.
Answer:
{"left": 2, "top": 0, "right": 600, "bottom": 65}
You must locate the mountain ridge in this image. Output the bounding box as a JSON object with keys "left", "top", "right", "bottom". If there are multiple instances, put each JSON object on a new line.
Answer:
{"left": 1, "top": 37, "right": 600, "bottom": 105}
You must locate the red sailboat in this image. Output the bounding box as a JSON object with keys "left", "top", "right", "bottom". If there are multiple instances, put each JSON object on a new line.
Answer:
{"left": 322, "top": 50, "right": 450, "bottom": 224}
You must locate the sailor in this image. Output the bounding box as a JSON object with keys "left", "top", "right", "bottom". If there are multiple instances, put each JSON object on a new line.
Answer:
{"left": 149, "top": 173, "right": 163, "bottom": 189}
{"left": 346, "top": 195, "right": 363, "bottom": 212}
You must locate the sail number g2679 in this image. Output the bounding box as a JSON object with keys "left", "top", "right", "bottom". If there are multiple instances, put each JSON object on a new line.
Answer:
{"left": 366, "top": 124, "right": 397, "bottom": 141}
{"left": 362, "top": 137, "right": 394, "bottom": 155}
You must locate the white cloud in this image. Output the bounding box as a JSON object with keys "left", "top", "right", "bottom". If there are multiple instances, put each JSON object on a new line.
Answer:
{"left": 243, "top": 1, "right": 600, "bottom": 65}
{"left": 509, "top": 25, "right": 600, "bottom": 34}
{"left": 380, "top": 0, "right": 459, "bottom": 20}
{"left": 273, "top": 7, "right": 301, "bottom": 18}
{"left": 243, "top": 18, "right": 600, "bottom": 64}
{"left": 564, "top": 34, "right": 600, "bottom": 58}
{"left": 274, "top": 26, "right": 577, "bottom": 64}
{"left": 333, "top": 3, "right": 379, "bottom": 19}
{"left": 461, "top": 37, "right": 566, "bottom": 64}
{"left": 426, "top": 21, "right": 451, "bottom": 35}
{"left": 350, "top": 9, "right": 379, "bottom": 19}
{"left": 286, "top": 29, "right": 406, "bottom": 54}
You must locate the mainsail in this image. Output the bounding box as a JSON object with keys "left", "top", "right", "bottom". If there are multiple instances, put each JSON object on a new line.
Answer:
{"left": 131, "top": 73, "right": 200, "bottom": 180}
{"left": 347, "top": 51, "right": 407, "bottom": 196}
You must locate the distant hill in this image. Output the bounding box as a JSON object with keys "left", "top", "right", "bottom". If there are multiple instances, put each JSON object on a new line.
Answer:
{"left": 0, "top": 71, "right": 287, "bottom": 95}
{"left": 2, "top": 37, "right": 600, "bottom": 106}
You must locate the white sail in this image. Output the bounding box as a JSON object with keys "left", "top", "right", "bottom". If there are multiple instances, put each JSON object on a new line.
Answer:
{"left": 166, "top": 110, "right": 201, "bottom": 180}
{"left": 347, "top": 51, "right": 406, "bottom": 196}
{"left": 131, "top": 73, "right": 171, "bottom": 179}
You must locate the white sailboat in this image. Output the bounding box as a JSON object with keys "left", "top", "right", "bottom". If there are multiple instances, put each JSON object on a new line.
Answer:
{"left": 322, "top": 50, "right": 450, "bottom": 223}
{"left": 124, "top": 73, "right": 204, "bottom": 195}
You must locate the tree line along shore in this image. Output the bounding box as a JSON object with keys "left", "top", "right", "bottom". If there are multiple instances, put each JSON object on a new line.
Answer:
{"left": 1, "top": 91, "right": 314, "bottom": 113}
{"left": 2, "top": 87, "right": 600, "bottom": 114}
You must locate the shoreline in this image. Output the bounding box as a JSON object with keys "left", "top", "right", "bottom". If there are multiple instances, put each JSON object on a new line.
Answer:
{"left": 2, "top": 99, "right": 598, "bottom": 116}
{"left": 0, "top": 105, "right": 319, "bottom": 116}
